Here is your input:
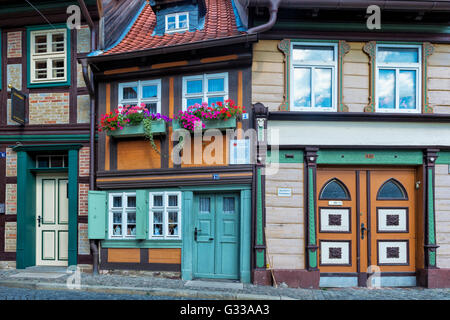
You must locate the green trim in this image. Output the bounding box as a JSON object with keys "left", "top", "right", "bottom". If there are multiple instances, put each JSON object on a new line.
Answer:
{"left": 2, "top": 135, "right": 91, "bottom": 142}
{"left": 102, "top": 240, "right": 182, "bottom": 248}
{"left": 427, "top": 168, "right": 435, "bottom": 245}
{"left": 30, "top": 168, "right": 69, "bottom": 173}
{"left": 26, "top": 24, "right": 71, "bottom": 88}
{"left": 267, "top": 150, "right": 304, "bottom": 163}
{"left": 16, "top": 152, "right": 37, "bottom": 269}
{"left": 12, "top": 143, "right": 83, "bottom": 152}
{"left": 261, "top": 20, "right": 450, "bottom": 34}
{"left": 436, "top": 151, "right": 450, "bottom": 164}
{"left": 427, "top": 167, "right": 436, "bottom": 267}
{"left": 317, "top": 150, "right": 423, "bottom": 165}
{"left": 256, "top": 168, "right": 265, "bottom": 268}
{"left": 67, "top": 149, "right": 78, "bottom": 266}
{"left": 307, "top": 167, "right": 317, "bottom": 268}
{"left": 179, "top": 185, "right": 251, "bottom": 191}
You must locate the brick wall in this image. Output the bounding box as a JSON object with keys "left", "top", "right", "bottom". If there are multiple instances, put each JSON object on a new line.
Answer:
{"left": 6, "top": 148, "right": 17, "bottom": 177}
{"left": 77, "top": 25, "right": 91, "bottom": 53}
{"left": 4, "top": 222, "right": 17, "bottom": 253}
{"left": 78, "top": 183, "right": 89, "bottom": 216}
{"left": 7, "top": 64, "right": 22, "bottom": 91}
{"left": 5, "top": 184, "right": 17, "bottom": 215}
{"left": 7, "top": 31, "right": 22, "bottom": 58}
{"left": 77, "top": 95, "right": 90, "bottom": 124}
{"left": 79, "top": 147, "right": 90, "bottom": 176}
{"left": 78, "top": 223, "right": 90, "bottom": 255}
{"left": 29, "top": 93, "right": 70, "bottom": 124}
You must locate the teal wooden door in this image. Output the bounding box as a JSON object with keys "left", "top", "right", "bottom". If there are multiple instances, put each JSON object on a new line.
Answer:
{"left": 193, "top": 193, "right": 240, "bottom": 279}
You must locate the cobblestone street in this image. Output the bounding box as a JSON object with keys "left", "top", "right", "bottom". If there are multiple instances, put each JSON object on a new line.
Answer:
{"left": 0, "top": 286, "right": 191, "bottom": 300}
{"left": 0, "top": 269, "right": 449, "bottom": 300}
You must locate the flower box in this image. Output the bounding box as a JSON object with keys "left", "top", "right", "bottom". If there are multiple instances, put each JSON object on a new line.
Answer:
{"left": 172, "top": 117, "right": 237, "bottom": 131}
{"left": 107, "top": 120, "right": 166, "bottom": 138}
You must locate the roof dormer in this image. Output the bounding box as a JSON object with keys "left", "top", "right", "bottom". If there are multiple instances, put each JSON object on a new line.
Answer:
{"left": 149, "top": 0, "right": 206, "bottom": 35}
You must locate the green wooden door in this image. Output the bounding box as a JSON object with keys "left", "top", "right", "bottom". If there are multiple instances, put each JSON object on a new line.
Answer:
{"left": 193, "top": 193, "right": 240, "bottom": 279}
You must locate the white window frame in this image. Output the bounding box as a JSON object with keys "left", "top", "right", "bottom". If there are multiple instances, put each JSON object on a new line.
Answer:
{"left": 375, "top": 44, "right": 422, "bottom": 114}
{"left": 290, "top": 42, "right": 338, "bottom": 112}
{"left": 182, "top": 72, "right": 228, "bottom": 111}
{"left": 30, "top": 28, "right": 67, "bottom": 84}
{"left": 108, "top": 192, "right": 137, "bottom": 239}
{"left": 149, "top": 191, "right": 182, "bottom": 240}
{"left": 118, "top": 79, "right": 161, "bottom": 114}
{"left": 165, "top": 12, "right": 189, "bottom": 33}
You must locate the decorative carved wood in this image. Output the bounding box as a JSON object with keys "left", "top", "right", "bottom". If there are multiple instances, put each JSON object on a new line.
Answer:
{"left": 363, "top": 41, "right": 377, "bottom": 113}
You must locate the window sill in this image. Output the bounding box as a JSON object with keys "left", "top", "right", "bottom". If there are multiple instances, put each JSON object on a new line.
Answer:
{"left": 107, "top": 121, "right": 167, "bottom": 138}
{"left": 172, "top": 117, "right": 237, "bottom": 131}
{"left": 101, "top": 239, "right": 182, "bottom": 248}
{"left": 268, "top": 111, "right": 450, "bottom": 123}
{"left": 27, "top": 80, "right": 70, "bottom": 88}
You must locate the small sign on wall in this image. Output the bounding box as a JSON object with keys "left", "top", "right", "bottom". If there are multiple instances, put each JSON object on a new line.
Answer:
{"left": 328, "top": 201, "right": 343, "bottom": 206}
{"left": 277, "top": 188, "right": 292, "bottom": 197}
{"left": 11, "top": 86, "right": 27, "bottom": 125}
{"left": 0, "top": 203, "right": 5, "bottom": 214}
{"left": 229, "top": 139, "right": 250, "bottom": 164}
{"left": 0, "top": 152, "right": 6, "bottom": 159}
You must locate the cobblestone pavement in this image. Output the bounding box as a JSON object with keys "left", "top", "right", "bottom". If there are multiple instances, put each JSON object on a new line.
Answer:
{"left": 0, "top": 269, "right": 449, "bottom": 300}
{"left": 0, "top": 286, "right": 191, "bottom": 300}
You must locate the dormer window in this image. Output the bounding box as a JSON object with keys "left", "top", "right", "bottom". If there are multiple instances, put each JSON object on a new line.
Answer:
{"left": 165, "top": 12, "right": 189, "bottom": 33}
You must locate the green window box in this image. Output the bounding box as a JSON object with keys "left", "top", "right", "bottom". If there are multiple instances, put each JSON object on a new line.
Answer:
{"left": 172, "top": 117, "right": 237, "bottom": 131}
{"left": 107, "top": 120, "right": 167, "bottom": 138}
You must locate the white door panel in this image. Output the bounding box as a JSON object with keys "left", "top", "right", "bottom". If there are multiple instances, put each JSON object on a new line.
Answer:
{"left": 36, "top": 174, "right": 69, "bottom": 266}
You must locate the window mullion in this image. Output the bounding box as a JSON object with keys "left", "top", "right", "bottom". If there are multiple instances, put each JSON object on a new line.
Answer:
{"left": 395, "top": 68, "right": 400, "bottom": 111}
{"left": 122, "top": 194, "right": 126, "bottom": 239}
{"left": 311, "top": 67, "right": 315, "bottom": 108}
{"left": 47, "top": 57, "right": 52, "bottom": 81}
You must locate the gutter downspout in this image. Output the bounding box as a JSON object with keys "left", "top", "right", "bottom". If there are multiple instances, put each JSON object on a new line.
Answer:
{"left": 247, "top": 0, "right": 281, "bottom": 34}
{"left": 79, "top": 0, "right": 99, "bottom": 275}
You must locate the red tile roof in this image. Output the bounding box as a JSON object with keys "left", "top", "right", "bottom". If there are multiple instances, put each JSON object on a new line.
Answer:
{"left": 103, "top": 0, "right": 243, "bottom": 55}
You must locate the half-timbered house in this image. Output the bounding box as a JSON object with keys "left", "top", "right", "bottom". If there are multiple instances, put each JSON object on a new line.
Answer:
{"left": 238, "top": 0, "right": 450, "bottom": 288}
{"left": 0, "top": 0, "right": 100, "bottom": 270}
{"left": 85, "top": 0, "right": 257, "bottom": 283}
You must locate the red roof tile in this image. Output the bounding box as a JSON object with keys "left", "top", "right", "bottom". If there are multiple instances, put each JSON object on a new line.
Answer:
{"left": 103, "top": 0, "right": 243, "bottom": 55}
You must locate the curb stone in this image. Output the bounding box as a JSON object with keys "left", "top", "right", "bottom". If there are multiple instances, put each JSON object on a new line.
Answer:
{"left": 0, "top": 280, "right": 294, "bottom": 300}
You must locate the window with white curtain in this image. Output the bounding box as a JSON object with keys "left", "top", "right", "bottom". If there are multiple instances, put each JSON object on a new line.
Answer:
{"left": 149, "top": 192, "right": 181, "bottom": 239}
{"left": 109, "top": 193, "right": 137, "bottom": 239}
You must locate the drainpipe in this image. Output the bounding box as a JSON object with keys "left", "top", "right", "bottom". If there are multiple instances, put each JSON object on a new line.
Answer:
{"left": 79, "top": 0, "right": 99, "bottom": 275}
{"left": 247, "top": 0, "right": 281, "bottom": 34}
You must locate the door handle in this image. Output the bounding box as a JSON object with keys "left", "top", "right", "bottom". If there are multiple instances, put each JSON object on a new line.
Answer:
{"left": 361, "top": 223, "right": 367, "bottom": 240}
{"left": 37, "top": 215, "right": 42, "bottom": 227}
{"left": 194, "top": 227, "right": 202, "bottom": 241}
